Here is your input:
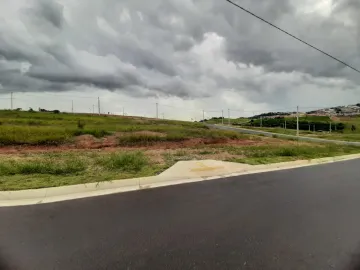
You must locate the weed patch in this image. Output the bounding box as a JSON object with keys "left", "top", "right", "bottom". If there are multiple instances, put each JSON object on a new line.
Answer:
{"left": 0, "top": 156, "right": 86, "bottom": 176}
{"left": 98, "top": 152, "right": 149, "bottom": 172}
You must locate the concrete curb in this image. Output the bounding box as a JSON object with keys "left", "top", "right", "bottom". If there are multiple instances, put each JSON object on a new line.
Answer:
{"left": 1, "top": 153, "right": 360, "bottom": 207}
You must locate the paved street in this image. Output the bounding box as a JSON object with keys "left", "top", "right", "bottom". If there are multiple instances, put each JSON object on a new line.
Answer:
{"left": 1, "top": 160, "right": 360, "bottom": 269}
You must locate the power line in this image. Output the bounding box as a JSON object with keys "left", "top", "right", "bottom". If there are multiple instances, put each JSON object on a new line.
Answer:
{"left": 225, "top": 0, "right": 360, "bottom": 74}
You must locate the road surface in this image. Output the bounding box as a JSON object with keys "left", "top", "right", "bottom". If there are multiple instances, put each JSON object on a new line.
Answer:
{"left": 209, "top": 124, "right": 360, "bottom": 146}
{"left": 1, "top": 160, "right": 360, "bottom": 269}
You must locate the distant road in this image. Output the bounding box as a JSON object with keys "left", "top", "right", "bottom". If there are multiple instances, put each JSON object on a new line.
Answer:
{"left": 2, "top": 159, "right": 360, "bottom": 269}
{"left": 209, "top": 124, "right": 360, "bottom": 146}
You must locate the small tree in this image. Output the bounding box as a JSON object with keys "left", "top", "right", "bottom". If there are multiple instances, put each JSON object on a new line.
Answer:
{"left": 351, "top": 125, "right": 356, "bottom": 132}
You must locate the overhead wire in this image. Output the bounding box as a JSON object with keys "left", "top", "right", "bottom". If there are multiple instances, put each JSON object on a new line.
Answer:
{"left": 225, "top": 0, "right": 360, "bottom": 74}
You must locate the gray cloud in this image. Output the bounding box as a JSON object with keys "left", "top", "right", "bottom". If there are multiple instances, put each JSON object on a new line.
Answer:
{"left": 0, "top": 0, "right": 360, "bottom": 108}
{"left": 22, "top": 0, "right": 65, "bottom": 29}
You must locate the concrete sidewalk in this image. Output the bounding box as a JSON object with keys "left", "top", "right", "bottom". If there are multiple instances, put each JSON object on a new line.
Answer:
{"left": 1, "top": 153, "right": 360, "bottom": 207}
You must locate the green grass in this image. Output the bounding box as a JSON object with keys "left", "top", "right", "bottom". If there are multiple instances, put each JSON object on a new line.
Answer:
{"left": 0, "top": 126, "right": 73, "bottom": 145}
{"left": 0, "top": 156, "right": 86, "bottom": 176}
{"left": 286, "top": 116, "right": 332, "bottom": 122}
{"left": 205, "top": 117, "right": 249, "bottom": 125}
{"left": 0, "top": 110, "right": 253, "bottom": 146}
{"left": 98, "top": 152, "right": 149, "bottom": 171}
{"left": 0, "top": 151, "right": 163, "bottom": 191}
{"left": 245, "top": 126, "right": 360, "bottom": 142}
{"left": 224, "top": 144, "right": 360, "bottom": 165}
{"left": 2, "top": 142, "right": 360, "bottom": 190}
{"left": 3, "top": 110, "right": 360, "bottom": 191}
{"left": 197, "top": 150, "right": 216, "bottom": 155}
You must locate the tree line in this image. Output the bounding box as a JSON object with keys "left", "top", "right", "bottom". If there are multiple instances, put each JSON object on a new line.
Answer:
{"left": 237, "top": 117, "right": 346, "bottom": 131}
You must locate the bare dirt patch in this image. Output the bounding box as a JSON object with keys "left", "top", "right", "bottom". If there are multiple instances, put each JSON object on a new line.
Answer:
{"left": 0, "top": 134, "right": 294, "bottom": 155}
{"left": 118, "top": 131, "right": 167, "bottom": 137}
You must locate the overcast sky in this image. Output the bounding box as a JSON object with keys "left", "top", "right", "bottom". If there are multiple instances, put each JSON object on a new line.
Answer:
{"left": 0, "top": 0, "right": 360, "bottom": 120}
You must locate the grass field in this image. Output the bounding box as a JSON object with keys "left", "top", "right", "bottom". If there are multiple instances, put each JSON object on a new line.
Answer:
{"left": 231, "top": 115, "right": 360, "bottom": 142}
{"left": 0, "top": 110, "right": 251, "bottom": 145}
{"left": 1, "top": 110, "right": 360, "bottom": 190}
{"left": 1, "top": 142, "right": 359, "bottom": 190}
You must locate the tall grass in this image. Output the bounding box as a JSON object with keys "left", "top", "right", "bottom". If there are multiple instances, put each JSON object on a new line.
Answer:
{"left": 98, "top": 152, "right": 149, "bottom": 172}
{"left": 0, "top": 126, "right": 72, "bottom": 145}
{"left": 0, "top": 156, "right": 86, "bottom": 176}
{"left": 0, "top": 126, "right": 112, "bottom": 145}
{"left": 0, "top": 110, "right": 252, "bottom": 146}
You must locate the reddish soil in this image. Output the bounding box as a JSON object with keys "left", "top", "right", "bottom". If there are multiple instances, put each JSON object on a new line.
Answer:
{"left": 0, "top": 134, "right": 266, "bottom": 155}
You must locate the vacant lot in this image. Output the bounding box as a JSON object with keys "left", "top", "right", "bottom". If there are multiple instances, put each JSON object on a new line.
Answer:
{"left": 0, "top": 110, "right": 252, "bottom": 147}
{"left": 1, "top": 110, "right": 360, "bottom": 190}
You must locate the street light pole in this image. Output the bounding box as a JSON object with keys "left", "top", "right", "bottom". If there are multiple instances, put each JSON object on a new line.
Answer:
{"left": 296, "top": 106, "right": 299, "bottom": 136}
{"left": 228, "top": 109, "right": 231, "bottom": 125}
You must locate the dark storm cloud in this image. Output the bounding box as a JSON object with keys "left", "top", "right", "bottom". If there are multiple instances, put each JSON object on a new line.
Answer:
{"left": 27, "top": 68, "right": 144, "bottom": 91}
{"left": 23, "top": 0, "right": 65, "bottom": 29}
{"left": 0, "top": 34, "right": 41, "bottom": 64}
{"left": 0, "top": 0, "right": 360, "bottom": 103}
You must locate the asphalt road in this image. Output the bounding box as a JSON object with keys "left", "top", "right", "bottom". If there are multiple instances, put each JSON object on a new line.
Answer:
{"left": 209, "top": 124, "right": 360, "bottom": 146}
{"left": 1, "top": 160, "right": 360, "bottom": 270}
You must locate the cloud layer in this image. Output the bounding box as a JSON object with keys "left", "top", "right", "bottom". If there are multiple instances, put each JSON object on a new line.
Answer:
{"left": 1, "top": 0, "right": 360, "bottom": 114}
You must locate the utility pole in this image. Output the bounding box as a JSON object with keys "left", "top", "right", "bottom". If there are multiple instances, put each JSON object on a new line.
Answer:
{"left": 156, "top": 103, "right": 159, "bottom": 119}
{"left": 296, "top": 106, "right": 299, "bottom": 136}
{"left": 92, "top": 104, "right": 95, "bottom": 114}
{"left": 10, "top": 92, "right": 13, "bottom": 110}
{"left": 228, "top": 109, "right": 231, "bottom": 125}
{"left": 98, "top": 97, "right": 100, "bottom": 115}
{"left": 222, "top": 110, "right": 224, "bottom": 125}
